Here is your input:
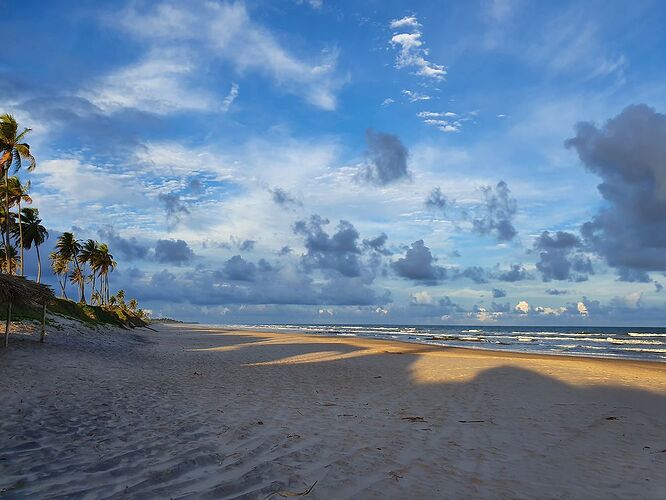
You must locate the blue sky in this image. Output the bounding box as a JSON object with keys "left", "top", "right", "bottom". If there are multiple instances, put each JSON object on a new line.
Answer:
{"left": 3, "top": 0, "right": 666, "bottom": 325}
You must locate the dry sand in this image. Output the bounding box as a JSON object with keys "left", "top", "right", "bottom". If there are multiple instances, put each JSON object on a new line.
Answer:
{"left": 2, "top": 322, "right": 666, "bottom": 499}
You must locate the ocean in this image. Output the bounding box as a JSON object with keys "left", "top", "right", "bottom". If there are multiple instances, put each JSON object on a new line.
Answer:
{"left": 235, "top": 324, "right": 666, "bottom": 362}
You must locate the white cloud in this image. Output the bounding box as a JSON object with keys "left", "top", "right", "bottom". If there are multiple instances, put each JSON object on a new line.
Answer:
{"left": 381, "top": 98, "right": 395, "bottom": 106}
{"left": 390, "top": 16, "right": 446, "bottom": 80}
{"left": 110, "top": 1, "right": 344, "bottom": 111}
{"left": 577, "top": 301, "right": 589, "bottom": 316}
{"left": 390, "top": 16, "right": 421, "bottom": 30}
{"left": 402, "top": 90, "right": 431, "bottom": 102}
{"left": 515, "top": 300, "right": 530, "bottom": 314}
{"left": 411, "top": 291, "right": 434, "bottom": 305}
{"left": 221, "top": 82, "right": 240, "bottom": 112}
{"left": 82, "top": 49, "right": 216, "bottom": 114}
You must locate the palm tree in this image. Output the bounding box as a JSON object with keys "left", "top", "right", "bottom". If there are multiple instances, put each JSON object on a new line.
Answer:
{"left": 0, "top": 114, "right": 35, "bottom": 273}
{"left": 79, "top": 239, "right": 99, "bottom": 303}
{"left": 96, "top": 243, "right": 116, "bottom": 305}
{"left": 69, "top": 267, "right": 85, "bottom": 297}
{"left": 16, "top": 208, "right": 48, "bottom": 283}
{"left": 0, "top": 243, "right": 20, "bottom": 274}
{"left": 0, "top": 207, "right": 16, "bottom": 250}
{"left": 55, "top": 232, "right": 85, "bottom": 302}
{"left": 49, "top": 251, "right": 69, "bottom": 299}
{"left": 128, "top": 298, "right": 138, "bottom": 313}
{"left": 3, "top": 177, "right": 32, "bottom": 275}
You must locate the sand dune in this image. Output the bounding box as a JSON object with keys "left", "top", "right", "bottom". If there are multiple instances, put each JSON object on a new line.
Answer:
{"left": 2, "top": 323, "right": 666, "bottom": 498}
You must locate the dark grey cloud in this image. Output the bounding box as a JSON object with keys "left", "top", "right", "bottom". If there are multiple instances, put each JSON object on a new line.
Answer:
{"left": 392, "top": 240, "right": 446, "bottom": 284}
{"left": 209, "top": 237, "right": 256, "bottom": 252}
{"left": 458, "top": 266, "right": 489, "bottom": 284}
{"left": 158, "top": 192, "right": 189, "bottom": 228}
{"left": 359, "top": 129, "right": 410, "bottom": 185}
{"left": 545, "top": 288, "right": 568, "bottom": 296}
{"left": 277, "top": 246, "right": 293, "bottom": 256}
{"left": 470, "top": 180, "right": 517, "bottom": 241}
{"left": 495, "top": 264, "right": 531, "bottom": 282}
{"left": 97, "top": 227, "right": 149, "bottom": 261}
{"left": 655, "top": 281, "right": 663, "bottom": 293}
{"left": 270, "top": 187, "right": 302, "bottom": 208}
{"left": 218, "top": 255, "right": 257, "bottom": 281}
{"left": 492, "top": 288, "right": 507, "bottom": 298}
{"left": 154, "top": 239, "right": 194, "bottom": 264}
{"left": 293, "top": 215, "right": 363, "bottom": 277}
{"left": 425, "top": 187, "right": 447, "bottom": 210}
{"left": 566, "top": 104, "right": 666, "bottom": 280}
{"left": 534, "top": 231, "right": 592, "bottom": 282}
{"left": 363, "top": 233, "right": 392, "bottom": 255}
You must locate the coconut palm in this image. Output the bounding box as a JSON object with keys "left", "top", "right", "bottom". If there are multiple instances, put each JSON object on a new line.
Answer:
{"left": 55, "top": 232, "right": 85, "bottom": 302}
{"left": 79, "top": 239, "right": 100, "bottom": 303}
{"left": 96, "top": 243, "right": 116, "bottom": 305}
{"left": 49, "top": 251, "right": 69, "bottom": 299}
{"left": 128, "top": 298, "right": 138, "bottom": 312}
{"left": 2, "top": 176, "right": 32, "bottom": 275}
{"left": 0, "top": 243, "right": 20, "bottom": 274}
{"left": 69, "top": 267, "right": 85, "bottom": 296}
{"left": 15, "top": 208, "right": 48, "bottom": 283}
{"left": 0, "top": 207, "right": 16, "bottom": 250}
{"left": 0, "top": 114, "right": 35, "bottom": 273}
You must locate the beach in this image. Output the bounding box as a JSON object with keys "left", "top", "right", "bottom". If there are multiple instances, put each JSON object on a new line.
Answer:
{"left": 2, "top": 323, "right": 666, "bottom": 499}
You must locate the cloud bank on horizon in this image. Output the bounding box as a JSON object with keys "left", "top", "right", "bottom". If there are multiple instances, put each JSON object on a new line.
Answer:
{"left": 3, "top": 0, "right": 666, "bottom": 325}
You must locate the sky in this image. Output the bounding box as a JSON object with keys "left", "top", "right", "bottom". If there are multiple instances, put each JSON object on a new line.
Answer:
{"left": 2, "top": 0, "right": 666, "bottom": 325}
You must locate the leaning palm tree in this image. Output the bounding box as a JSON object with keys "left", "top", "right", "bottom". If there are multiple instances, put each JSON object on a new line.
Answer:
{"left": 79, "top": 239, "right": 99, "bottom": 303}
{"left": 96, "top": 243, "right": 116, "bottom": 305}
{"left": 15, "top": 208, "right": 48, "bottom": 283}
{"left": 0, "top": 243, "right": 20, "bottom": 274}
{"left": 0, "top": 114, "right": 35, "bottom": 273}
{"left": 49, "top": 251, "right": 69, "bottom": 299}
{"left": 69, "top": 267, "right": 85, "bottom": 297}
{"left": 55, "top": 232, "right": 85, "bottom": 303}
{"left": 3, "top": 176, "right": 32, "bottom": 275}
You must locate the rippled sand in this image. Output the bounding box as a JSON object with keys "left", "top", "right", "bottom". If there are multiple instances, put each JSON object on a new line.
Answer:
{"left": 2, "top": 323, "right": 666, "bottom": 498}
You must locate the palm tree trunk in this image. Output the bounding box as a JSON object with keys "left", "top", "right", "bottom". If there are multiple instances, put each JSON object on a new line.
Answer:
{"left": 4, "top": 167, "right": 10, "bottom": 274}
{"left": 36, "top": 244, "right": 42, "bottom": 283}
{"left": 17, "top": 200, "right": 23, "bottom": 276}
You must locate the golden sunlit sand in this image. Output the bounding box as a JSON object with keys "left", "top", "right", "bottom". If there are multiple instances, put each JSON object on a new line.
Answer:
{"left": 2, "top": 323, "right": 666, "bottom": 498}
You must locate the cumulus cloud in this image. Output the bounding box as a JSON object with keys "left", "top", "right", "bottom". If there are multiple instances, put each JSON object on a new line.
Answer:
{"left": 293, "top": 215, "right": 363, "bottom": 277}
{"left": 515, "top": 300, "right": 530, "bottom": 314}
{"left": 425, "top": 187, "right": 448, "bottom": 210}
{"left": 97, "top": 227, "right": 149, "bottom": 261}
{"left": 566, "top": 104, "right": 666, "bottom": 280}
{"left": 392, "top": 240, "right": 446, "bottom": 284}
{"left": 470, "top": 180, "right": 517, "bottom": 241}
{"left": 363, "top": 233, "right": 392, "bottom": 255}
{"left": 492, "top": 288, "right": 507, "bottom": 298}
{"left": 389, "top": 16, "right": 446, "bottom": 80}
{"left": 154, "top": 239, "right": 194, "bottom": 264}
{"left": 545, "top": 288, "right": 568, "bottom": 295}
{"left": 534, "top": 231, "right": 592, "bottom": 282}
{"left": 359, "top": 129, "right": 410, "bottom": 185}
{"left": 219, "top": 255, "right": 258, "bottom": 281}
{"left": 495, "top": 264, "right": 531, "bottom": 282}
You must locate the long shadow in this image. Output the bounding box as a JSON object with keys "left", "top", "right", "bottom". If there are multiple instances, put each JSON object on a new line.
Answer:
{"left": 2, "top": 325, "right": 665, "bottom": 498}
{"left": 179, "top": 326, "right": 666, "bottom": 498}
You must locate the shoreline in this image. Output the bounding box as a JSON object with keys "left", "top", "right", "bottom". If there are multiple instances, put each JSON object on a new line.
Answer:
{"left": 224, "top": 324, "right": 666, "bottom": 366}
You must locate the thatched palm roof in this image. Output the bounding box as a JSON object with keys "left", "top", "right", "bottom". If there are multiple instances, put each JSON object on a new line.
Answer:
{"left": 0, "top": 274, "right": 55, "bottom": 305}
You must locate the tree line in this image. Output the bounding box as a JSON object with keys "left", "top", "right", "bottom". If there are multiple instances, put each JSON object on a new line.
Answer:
{"left": 1, "top": 113, "right": 143, "bottom": 312}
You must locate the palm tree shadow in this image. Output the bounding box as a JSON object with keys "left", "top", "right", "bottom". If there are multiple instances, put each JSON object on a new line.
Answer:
{"left": 187, "top": 327, "right": 666, "bottom": 498}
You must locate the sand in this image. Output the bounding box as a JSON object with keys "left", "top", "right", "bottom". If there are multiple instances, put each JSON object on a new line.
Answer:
{"left": 2, "top": 322, "right": 666, "bottom": 499}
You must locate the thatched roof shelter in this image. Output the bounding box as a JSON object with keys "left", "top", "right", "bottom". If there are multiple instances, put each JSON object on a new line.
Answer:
{"left": 0, "top": 274, "right": 55, "bottom": 305}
